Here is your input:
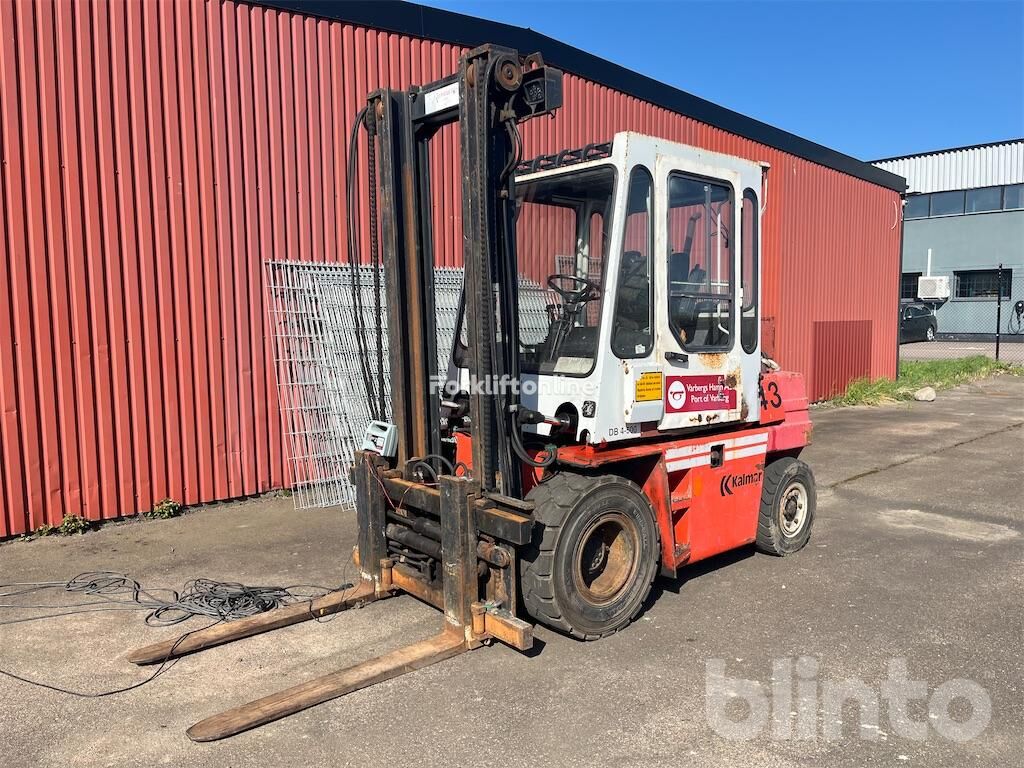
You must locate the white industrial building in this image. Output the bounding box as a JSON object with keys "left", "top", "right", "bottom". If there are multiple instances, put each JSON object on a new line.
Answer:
{"left": 874, "top": 139, "right": 1024, "bottom": 339}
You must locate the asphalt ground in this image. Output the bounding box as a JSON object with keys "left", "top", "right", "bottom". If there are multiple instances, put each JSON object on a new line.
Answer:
{"left": 901, "top": 339, "right": 1024, "bottom": 364}
{"left": 1, "top": 374, "right": 1021, "bottom": 767}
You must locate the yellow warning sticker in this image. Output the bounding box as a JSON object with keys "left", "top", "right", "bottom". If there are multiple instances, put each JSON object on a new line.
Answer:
{"left": 635, "top": 371, "right": 663, "bottom": 402}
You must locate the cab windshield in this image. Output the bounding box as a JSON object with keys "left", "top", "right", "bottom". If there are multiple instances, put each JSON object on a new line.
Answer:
{"left": 515, "top": 165, "right": 616, "bottom": 376}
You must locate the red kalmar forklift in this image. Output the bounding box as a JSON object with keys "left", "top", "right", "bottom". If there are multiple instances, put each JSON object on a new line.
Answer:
{"left": 127, "top": 44, "right": 815, "bottom": 741}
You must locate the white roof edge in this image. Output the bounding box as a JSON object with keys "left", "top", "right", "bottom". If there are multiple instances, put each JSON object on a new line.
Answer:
{"left": 872, "top": 140, "right": 1024, "bottom": 194}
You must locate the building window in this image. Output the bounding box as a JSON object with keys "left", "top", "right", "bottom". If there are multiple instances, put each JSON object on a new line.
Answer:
{"left": 930, "top": 190, "right": 965, "bottom": 216}
{"left": 966, "top": 186, "right": 1002, "bottom": 213}
{"left": 904, "top": 195, "right": 929, "bottom": 219}
{"left": 903, "top": 184, "right": 1023, "bottom": 219}
{"left": 1004, "top": 184, "right": 1024, "bottom": 210}
{"left": 954, "top": 269, "right": 1012, "bottom": 300}
{"left": 901, "top": 272, "right": 922, "bottom": 300}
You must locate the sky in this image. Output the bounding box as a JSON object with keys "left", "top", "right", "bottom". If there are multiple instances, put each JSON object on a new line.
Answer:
{"left": 416, "top": 0, "right": 1024, "bottom": 160}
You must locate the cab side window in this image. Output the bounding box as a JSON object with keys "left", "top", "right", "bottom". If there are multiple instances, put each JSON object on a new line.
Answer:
{"left": 740, "top": 189, "right": 759, "bottom": 353}
{"left": 667, "top": 174, "right": 734, "bottom": 350}
{"left": 611, "top": 166, "right": 654, "bottom": 358}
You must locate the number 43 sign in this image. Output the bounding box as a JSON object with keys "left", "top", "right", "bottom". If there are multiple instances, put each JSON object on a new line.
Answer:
{"left": 759, "top": 379, "right": 782, "bottom": 409}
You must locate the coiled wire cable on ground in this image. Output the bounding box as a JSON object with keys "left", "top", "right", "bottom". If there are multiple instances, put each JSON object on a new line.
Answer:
{"left": 0, "top": 571, "right": 347, "bottom": 626}
{"left": 0, "top": 571, "right": 352, "bottom": 697}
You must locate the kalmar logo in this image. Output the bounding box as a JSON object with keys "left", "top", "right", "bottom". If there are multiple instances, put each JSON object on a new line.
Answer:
{"left": 720, "top": 470, "right": 763, "bottom": 496}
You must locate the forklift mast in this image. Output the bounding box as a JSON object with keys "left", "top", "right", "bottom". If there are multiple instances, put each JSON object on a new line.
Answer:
{"left": 369, "top": 45, "right": 562, "bottom": 498}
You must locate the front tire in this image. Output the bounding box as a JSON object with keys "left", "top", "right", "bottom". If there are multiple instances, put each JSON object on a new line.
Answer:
{"left": 755, "top": 457, "right": 816, "bottom": 556}
{"left": 926, "top": 325, "right": 936, "bottom": 342}
{"left": 521, "top": 473, "right": 660, "bottom": 640}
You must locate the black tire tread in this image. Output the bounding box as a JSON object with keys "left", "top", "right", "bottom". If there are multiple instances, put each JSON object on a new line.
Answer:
{"left": 521, "top": 472, "right": 658, "bottom": 640}
{"left": 755, "top": 456, "right": 815, "bottom": 556}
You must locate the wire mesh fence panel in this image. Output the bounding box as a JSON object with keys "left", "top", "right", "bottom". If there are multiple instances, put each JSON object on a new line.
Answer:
{"left": 518, "top": 281, "right": 560, "bottom": 346}
{"left": 266, "top": 262, "right": 390, "bottom": 508}
{"left": 266, "top": 262, "right": 554, "bottom": 508}
{"left": 898, "top": 271, "right": 1024, "bottom": 364}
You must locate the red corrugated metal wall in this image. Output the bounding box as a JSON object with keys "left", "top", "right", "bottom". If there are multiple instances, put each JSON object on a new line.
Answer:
{"left": 0, "top": 0, "right": 900, "bottom": 536}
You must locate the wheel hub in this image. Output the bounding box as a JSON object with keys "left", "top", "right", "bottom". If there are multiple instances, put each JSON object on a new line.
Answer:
{"left": 573, "top": 512, "right": 640, "bottom": 606}
{"left": 779, "top": 482, "right": 808, "bottom": 537}
{"left": 588, "top": 541, "right": 609, "bottom": 572}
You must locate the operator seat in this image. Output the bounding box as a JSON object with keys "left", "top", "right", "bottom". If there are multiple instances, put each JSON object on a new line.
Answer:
{"left": 611, "top": 251, "right": 652, "bottom": 355}
{"left": 671, "top": 264, "right": 706, "bottom": 345}
{"left": 669, "top": 251, "right": 690, "bottom": 287}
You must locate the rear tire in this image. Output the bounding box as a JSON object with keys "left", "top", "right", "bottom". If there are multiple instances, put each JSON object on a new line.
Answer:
{"left": 926, "top": 325, "right": 936, "bottom": 342}
{"left": 521, "top": 473, "right": 659, "bottom": 640}
{"left": 755, "top": 457, "right": 816, "bottom": 556}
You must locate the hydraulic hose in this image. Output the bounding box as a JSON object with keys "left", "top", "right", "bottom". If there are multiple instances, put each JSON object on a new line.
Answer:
{"left": 345, "top": 106, "right": 379, "bottom": 420}
{"left": 365, "top": 115, "right": 387, "bottom": 420}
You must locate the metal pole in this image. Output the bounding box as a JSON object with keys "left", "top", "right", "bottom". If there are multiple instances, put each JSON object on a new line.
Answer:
{"left": 995, "top": 263, "right": 1003, "bottom": 361}
{"left": 894, "top": 198, "right": 906, "bottom": 376}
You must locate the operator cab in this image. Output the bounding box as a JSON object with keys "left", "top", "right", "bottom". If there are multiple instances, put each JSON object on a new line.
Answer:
{"left": 512, "top": 131, "right": 766, "bottom": 445}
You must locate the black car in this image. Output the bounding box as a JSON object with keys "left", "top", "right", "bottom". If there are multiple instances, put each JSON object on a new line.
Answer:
{"left": 900, "top": 303, "right": 938, "bottom": 342}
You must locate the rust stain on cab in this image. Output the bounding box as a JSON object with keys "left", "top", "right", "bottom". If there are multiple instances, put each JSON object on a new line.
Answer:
{"left": 699, "top": 352, "right": 727, "bottom": 370}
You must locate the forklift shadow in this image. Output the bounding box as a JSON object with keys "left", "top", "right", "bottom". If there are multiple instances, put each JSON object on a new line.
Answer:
{"left": 520, "top": 635, "right": 547, "bottom": 658}
{"left": 516, "top": 548, "right": 756, "bottom": 652}
{"left": 649, "top": 544, "right": 757, "bottom": 602}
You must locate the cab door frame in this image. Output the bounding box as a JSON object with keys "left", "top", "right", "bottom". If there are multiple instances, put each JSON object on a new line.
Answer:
{"left": 652, "top": 142, "right": 763, "bottom": 432}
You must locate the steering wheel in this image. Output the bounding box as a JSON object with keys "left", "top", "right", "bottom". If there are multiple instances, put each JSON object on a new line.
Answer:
{"left": 547, "top": 274, "right": 599, "bottom": 305}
